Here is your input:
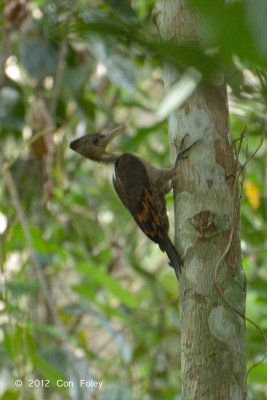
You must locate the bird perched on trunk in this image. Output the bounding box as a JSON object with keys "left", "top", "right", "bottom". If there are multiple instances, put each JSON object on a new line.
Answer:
{"left": 70, "top": 123, "right": 199, "bottom": 280}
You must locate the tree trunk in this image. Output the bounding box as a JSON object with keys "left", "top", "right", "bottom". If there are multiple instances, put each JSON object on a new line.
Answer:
{"left": 153, "top": 1, "right": 247, "bottom": 399}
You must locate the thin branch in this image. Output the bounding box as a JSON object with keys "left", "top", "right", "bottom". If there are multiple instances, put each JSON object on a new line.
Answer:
{"left": 214, "top": 128, "right": 267, "bottom": 399}
{"left": 240, "top": 126, "right": 266, "bottom": 199}
{"left": 4, "top": 170, "right": 60, "bottom": 324}
{"left": 242, "top": 125, "right": 266, "bottom": 167}
{"left": 1, "top": 128, "right": 51, "bottom": 173}
{"left": 50, "top": 39, "right": 68, "bottom": 120}
{"left": 3, "top": 169, "right": 89, "bottom": 392}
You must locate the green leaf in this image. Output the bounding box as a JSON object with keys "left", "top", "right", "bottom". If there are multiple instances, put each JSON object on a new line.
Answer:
{"left": 63, "top": 67, "right": 89, "bottom": 93}
{"left": 21, "top": 39, "right": 58, "bottom": 80}
{"left": 247, "top": 362, "right": 267, "bottom": 381}
{"left": 75, "top": 262, "right": 141, "bottom": 308}
{"left": 2, "top": 391, "right": 20, "bottom": 400}
{"left": 157, "top": 67, "right": 202, "bottom": 118}
{"left": 6, "top": 281, "right": 40, "bottom": 294}
{"left": 33, "top": 355, "right": 67, "bottom": 390}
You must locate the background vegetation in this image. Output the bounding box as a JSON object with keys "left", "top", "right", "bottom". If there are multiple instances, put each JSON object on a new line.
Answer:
{"left": 0, "top": 0, "right": 266, "bottom": 399}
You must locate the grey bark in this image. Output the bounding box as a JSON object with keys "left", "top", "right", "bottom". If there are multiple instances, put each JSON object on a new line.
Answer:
{"left": 153, "top": 1, "right": 247, "bottom": 399}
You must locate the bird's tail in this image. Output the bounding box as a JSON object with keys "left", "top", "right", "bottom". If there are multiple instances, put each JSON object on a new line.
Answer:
{"left": 163, "top": 232, "right": 183, "bottom": 280}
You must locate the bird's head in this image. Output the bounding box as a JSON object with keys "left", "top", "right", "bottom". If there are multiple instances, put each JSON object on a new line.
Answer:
{"left": 70, "top": 123, "right": 127, "bottom": 162}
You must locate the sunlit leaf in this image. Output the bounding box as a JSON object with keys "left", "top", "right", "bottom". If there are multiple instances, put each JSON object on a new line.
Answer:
{"left": 157, "top": 67, "right": 202, "bottom": 118}
{"left": 244, "top": 180, "right": 261, "bottom": 210}
{"left": 2, "top": 391, "right": 20, "bottom": 400}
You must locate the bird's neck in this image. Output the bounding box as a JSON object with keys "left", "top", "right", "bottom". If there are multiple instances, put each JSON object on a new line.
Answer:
{"left": 101, "top": 152, "right": 120, "bottom": 164}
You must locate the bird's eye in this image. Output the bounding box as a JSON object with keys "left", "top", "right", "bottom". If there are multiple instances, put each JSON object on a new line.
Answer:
{"left": 92, "top": 137, "right": 99, "bottom": 145}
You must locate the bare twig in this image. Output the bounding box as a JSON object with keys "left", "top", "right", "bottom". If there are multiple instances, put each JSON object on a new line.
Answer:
{"left": 239, "top": 126, "right": 265, "bottom": 199}
{"left": 4, "top": 169, "right": 62, "bottom": 326}
{"left": 50, "top": 39, "right": 68, "bottom": 120}
{"left": 1, "top": 128, "right": 51, "bottom": 174}
{"left": 242, "top": 126, "right": 265, "bottom": 167}
{"left": 3, "top": 168, "right": 89, "bottom": 391}
{"left": 214, "top": 127, "right": 267, "bottom": 398}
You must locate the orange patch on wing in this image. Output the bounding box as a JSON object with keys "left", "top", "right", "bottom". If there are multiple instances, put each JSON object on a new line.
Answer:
{"left": 144, "top": 229, "right": 155, "bottom": 238}
{"left": 136, "top": 189, "right": 158, "bottom": 225}
{"left": 151, "top": 210, "right": 160, "bottom": 226}
{"left": 144, "top": 188, "right": 155, "bottom": 206}
{"left": 137, "top": 206, "right": 150, "bottom": 222}
{"left": 135, "top": 188, "right": 163, "bottom": 243}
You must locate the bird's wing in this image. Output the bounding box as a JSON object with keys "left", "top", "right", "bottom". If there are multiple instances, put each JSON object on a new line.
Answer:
{"left": 113, "top": 154, "right": 164, "bottom": 247}
{"left": 112, "top": 173, "right": 129, "bottom": 210}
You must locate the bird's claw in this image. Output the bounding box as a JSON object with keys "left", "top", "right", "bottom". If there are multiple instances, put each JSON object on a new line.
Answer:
{"left": 174, "top": 134, "right": 190, "bottom": 152}
{"left": 174, "top": 135, "right": 202, "bottom": 169}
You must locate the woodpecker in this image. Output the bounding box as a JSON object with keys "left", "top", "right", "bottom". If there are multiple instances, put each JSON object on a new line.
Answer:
{"left": 70, "top": 124, "right": 199, "bottom": 280}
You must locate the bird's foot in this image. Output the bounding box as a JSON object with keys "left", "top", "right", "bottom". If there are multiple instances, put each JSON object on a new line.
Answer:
{"left": 175, "top": 134, "right": 190, "bottom": 153}
{"left": 225, "top": 173, "right": 236, "bottom": 181}
{"left": 174, "top": 135, "right": 202, "bottom": 169}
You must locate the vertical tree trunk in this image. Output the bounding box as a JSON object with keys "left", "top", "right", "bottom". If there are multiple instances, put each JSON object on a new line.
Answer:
{"left": 153, "top": 1, "right": 247, "bottom": 399}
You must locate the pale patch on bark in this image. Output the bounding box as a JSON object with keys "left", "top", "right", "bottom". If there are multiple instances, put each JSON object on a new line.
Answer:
{"left": 208, "top": 305, "right": 235, "bottom": 343}
{"left": 230, "top": 383, "right": 243, "bottom": 398}
{"left": 184, "top": 257, "right": 203, "bottom": 285}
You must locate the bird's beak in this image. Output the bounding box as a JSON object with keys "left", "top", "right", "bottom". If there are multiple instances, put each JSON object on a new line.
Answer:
{"left": 101, "top": 122, "right": 128, "bottom": 145}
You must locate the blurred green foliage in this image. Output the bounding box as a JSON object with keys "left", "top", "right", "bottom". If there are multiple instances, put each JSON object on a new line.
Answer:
{"left": 0, "top": 0, "right": 266, "bottom": 399}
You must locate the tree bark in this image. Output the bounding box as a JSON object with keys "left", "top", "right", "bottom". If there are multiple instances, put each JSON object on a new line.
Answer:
{"left": 153, "top": 1, "right": 247, "bottom": 399}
